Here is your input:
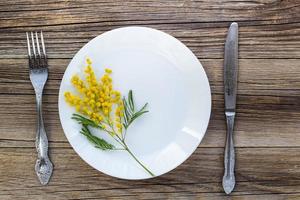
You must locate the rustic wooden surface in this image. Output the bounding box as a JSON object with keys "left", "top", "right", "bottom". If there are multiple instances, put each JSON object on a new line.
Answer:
{"left": 0, "top": 0, "right": 300, "bottom": 199}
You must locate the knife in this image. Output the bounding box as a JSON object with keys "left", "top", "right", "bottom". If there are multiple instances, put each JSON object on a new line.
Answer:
{"left": 223, "top": 22, "right": 238, "bottom": 194}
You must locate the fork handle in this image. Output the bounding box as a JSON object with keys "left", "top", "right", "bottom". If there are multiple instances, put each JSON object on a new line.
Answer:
{"left": 222, "top": 111, "right": 236, "bottom": 194}
{"left": 35, "top": 92, "right": 53, "bottom": 185}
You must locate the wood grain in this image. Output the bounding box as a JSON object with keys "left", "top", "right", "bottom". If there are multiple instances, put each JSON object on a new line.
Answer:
{"left": 0, "top": 0, "right": 299, "bottom": 28}
{"left": 1, "top": 0, "right": 300, "bottom": 199}
{"left": 0, "top": 147, "right": 300, "bottom": 200}
{"left": 0, "top": 0, "right": 299, "bottom": 59}
{"left": 1, "top": 23, "right": 300, "bottom": 59}
{"left": 1, "top": 58, "right": 300, "bottom": 148}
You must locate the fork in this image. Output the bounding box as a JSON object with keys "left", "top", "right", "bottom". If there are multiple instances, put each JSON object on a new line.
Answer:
{"left": 26, "top": 31, "right": 53, "bottom": 185}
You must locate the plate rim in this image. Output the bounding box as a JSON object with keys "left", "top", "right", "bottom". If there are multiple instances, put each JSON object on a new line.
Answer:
{"left": 58, "top": 26, "right": 212, "bottom": 180}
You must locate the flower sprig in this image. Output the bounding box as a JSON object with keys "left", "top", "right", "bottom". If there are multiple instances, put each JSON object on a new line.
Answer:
{"left": 64, "top": 58, "right": 154, "bottom": 176}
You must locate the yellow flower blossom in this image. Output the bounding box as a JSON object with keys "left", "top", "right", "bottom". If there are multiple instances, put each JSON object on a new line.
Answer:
{"left": 116, "top": 123, "right": 122, "bottom": 129}
{"left": 65, "top": 60, "right": 152, "bottom": 176}
{"left": 104, "top": 108, "right": 109, "bottom": 115}
{"left": 65, "top": 58, "right": 125, "bottom": 135}
{"left": 71, "top": 75, "right": 86, "bottom": 94}
{"left": 86, "top": 57, "right": 92, "bottom": 65}
{"left": 105, "top": 68, "right": 112, "bottom": 74}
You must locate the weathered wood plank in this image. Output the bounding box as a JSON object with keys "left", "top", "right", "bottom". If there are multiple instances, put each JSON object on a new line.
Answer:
{"left": 1, "top": 92, "right": 300, "bottom": 148}
{"left": 1, "top": 190, "right": 299, "bottom": 200}
{"left": 0, "top": 147, "right": 299, "bottom": 199}
{"left": 1, "top": 23, "right": 299, "bottom": 59}
{"left": 0, "top": 0, "right": 299, "bottom": 29}
{"left": 1, "top": 0, "right": 300, "bottom": 198}
{"left": 2, "top": 58, "right": 300, "bottom": 95}
{"left": 1, "top": 58, "right": 300, "bottom": 148}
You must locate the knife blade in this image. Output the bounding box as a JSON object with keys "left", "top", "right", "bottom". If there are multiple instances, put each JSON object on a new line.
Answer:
{"left": 222, "top": 22, "right": 238, "bottom": 195}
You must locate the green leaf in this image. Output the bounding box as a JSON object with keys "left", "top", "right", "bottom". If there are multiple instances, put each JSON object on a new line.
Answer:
{"left": 92, "top": 135, "right": 115, "bottom": 150}
{"left": 128, "top": 90, "right": 135, "bottom": 112}
{"left": 139, "top": 103, "right": 148, "bottom": 113}
{"left": 132, "top": 110, "right": 149, "bottom": 121}
{"left": 127, "top": 110, "right": 149, "bottom": 127}
{"left": 80, "top": 125, "right": 115, "bottom": 150}
{"left": 122, "top": 91, "right": 149, "bottom": 130}
{"left": 122, "top": 122, "right": 128, "bottom": 129}
{"left": 72, "top": 113, "right": 104, "bottom": 130}
{"left": 122, "top": 98, "right": 131, "bottom": 120}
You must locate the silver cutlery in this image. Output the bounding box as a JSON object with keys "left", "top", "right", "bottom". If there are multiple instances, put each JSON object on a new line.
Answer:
{"left": 223, "top": 22, "right": 239, "bottom": 194}
{"left": 26, "top": 31, "right": 53, "bottom": 185}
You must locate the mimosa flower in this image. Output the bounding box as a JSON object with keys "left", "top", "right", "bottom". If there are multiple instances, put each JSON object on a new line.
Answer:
{"left": 64, "top": 58, "right": 154, "bottom": 177}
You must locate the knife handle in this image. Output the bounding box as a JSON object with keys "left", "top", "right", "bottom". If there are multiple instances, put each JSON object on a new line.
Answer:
{"left": 222, "top": 111, "right": 236, "bottom": 194}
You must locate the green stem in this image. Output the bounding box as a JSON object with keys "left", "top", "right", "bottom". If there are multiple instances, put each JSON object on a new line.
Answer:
{"left": 123, "top": 143, "right": 155, "bottom": 177}
{"left": 113, "top": 148, "right": 126, "bottom": 151}
{"left": 122, "top": 128, "right": 127, "bottom": 141}
{"left": 103, "top": 129, "right": 125, "bottom": 148}
{"left": 97, "top": 116, "right": 154, "bottom": 176}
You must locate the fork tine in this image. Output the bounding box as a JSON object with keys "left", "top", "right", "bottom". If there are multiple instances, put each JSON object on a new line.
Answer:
{"left": 26, "top": 32, "right": 31, "bottom": 56}
{"left": 31, "top": 32, "right": 36, "bottom": 57}
{"left": 40, "top": 31, "right": 46, "bottom": 57}
{"left": 35, "top": 32, "right": 41, "bottom": 56}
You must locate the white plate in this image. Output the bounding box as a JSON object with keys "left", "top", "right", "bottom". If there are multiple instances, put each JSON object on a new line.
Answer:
{"left": 59, "top": 27, "right": 211, "bottom": 180}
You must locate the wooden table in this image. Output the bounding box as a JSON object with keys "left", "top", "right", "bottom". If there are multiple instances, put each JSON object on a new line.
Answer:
{"left": 1, "top": 0, "right": 300, "bottom": 199}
